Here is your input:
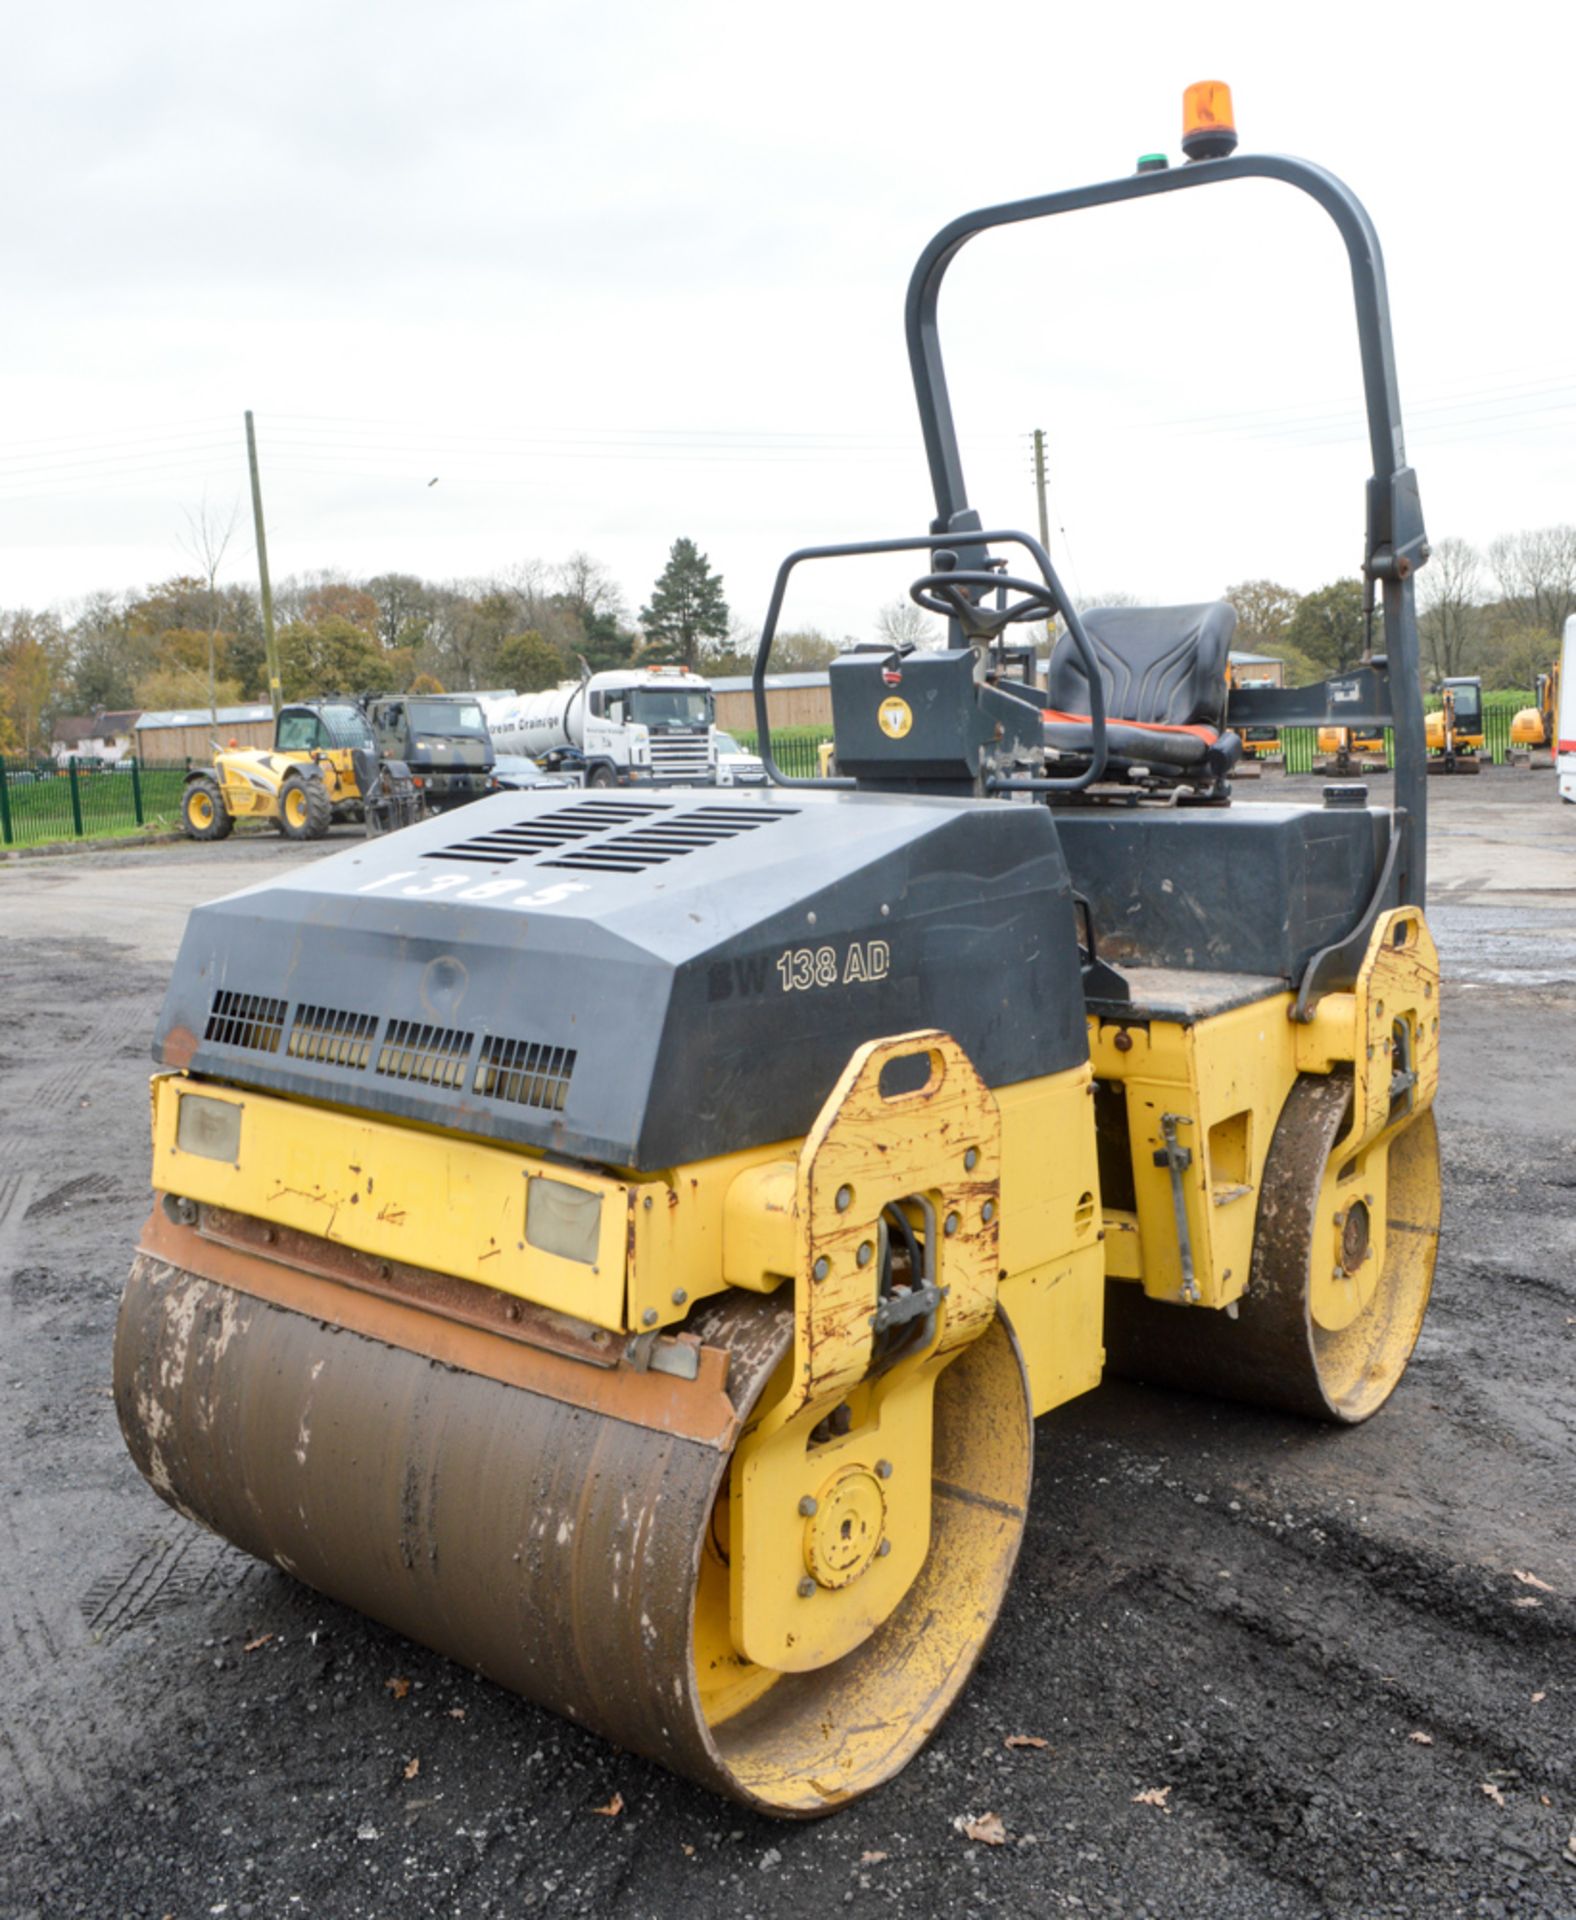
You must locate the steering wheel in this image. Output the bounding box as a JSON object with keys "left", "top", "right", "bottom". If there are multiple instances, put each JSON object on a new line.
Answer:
{"left": 909, "top": 550, "right": 1067, "bottom": 641}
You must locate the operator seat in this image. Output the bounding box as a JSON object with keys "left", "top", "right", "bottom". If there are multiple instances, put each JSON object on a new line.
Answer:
{"left": 1044, "top": 601, "right": 1242, "bottom": 780}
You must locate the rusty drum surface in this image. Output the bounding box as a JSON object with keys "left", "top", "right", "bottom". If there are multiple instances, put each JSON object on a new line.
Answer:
{"left": 114, "top": 1238, "right": 1033, "bottom": 1816}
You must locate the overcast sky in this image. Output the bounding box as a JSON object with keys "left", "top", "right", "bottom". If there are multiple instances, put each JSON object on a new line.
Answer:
{"left": 5, "top": 0, "right": 1572, "bottom": 643}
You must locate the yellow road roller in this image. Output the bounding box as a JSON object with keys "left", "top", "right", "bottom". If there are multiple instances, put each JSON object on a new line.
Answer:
{"left": 116, "top": 84, "right": 1442, "bottom": 1817}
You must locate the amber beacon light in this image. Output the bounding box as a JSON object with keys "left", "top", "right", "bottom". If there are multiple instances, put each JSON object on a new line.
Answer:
{"left": 1182, "top": 80, "right": 1238, "bottom": 161}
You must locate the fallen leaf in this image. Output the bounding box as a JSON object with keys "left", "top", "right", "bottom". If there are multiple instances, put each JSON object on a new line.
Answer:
{"left": 243, "top": 1634, "right": 273, "bottom": 1653}
{"left": 1005, "top": 1734, "right": 1048, "bottom": 1750}
{"left": 1511, "top": 1596, "right": 1544, "bottom": 1610}
{"left": 1532, "top": 1692, "right": 1547, "bottom": 1704}
{"left": 954, "top": 1812, "right": 1007, "bottom": 1845}
{"left": 1513, "top": 1570, "right": 1554, "bottom": 1593}
{"left": 448, "top": 1707, "right": 467, "bottom": 1720}
{"left": 1481, "top": 1782, "right": 1505, "bottom": 1807}
{"left": 1132, "top": 1786, "right": 1173, "bottom": 1813}
{"left": 403, "top": 1757, "right": 420, "bottom": 1781}
{"left": 1407, "top": 1731, "right": 1434, "bottom": 1745}
{"left": 681, "top": 1843, "right": 695, "bottom": 1857}
{"left": 386, "top": 1676, "right": 411, "bottom": 1700}
{"left": 592, "top": 1792, "right": 624, "bottom": 1818}
{"left": 860, "top": 1849, "right": 890, "bottom": 1864}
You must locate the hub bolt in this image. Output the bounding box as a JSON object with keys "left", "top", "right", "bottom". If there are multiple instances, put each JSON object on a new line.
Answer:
{"left": 857, "top": 1241, "right": 874, "bottom": 1267}
{"left": 982, "top": 1200, "right": 996, "bottom": 1224}
{"left": 876, "top": 1539, "right": 892, "bottom": 1558}
{"left": 797, "top": 1577, "right": 816, "bottom": 1599}
{"left": 798, "top": 1495, "right": 819, "bottom": 1517}
{"left": 642, "top": 1308, "right": 659, "bottom": 1327}
{"left": 875, "top": 1459, "right": 893, "bottom": 1480}
{"left": 944, "top": 1212, "right": 960, "bottom": 1237}
{"left": 964, "top": 1147, "right": 978, "bottom": 1172}
{"left": 813, "top": 1256, "right": 830, "bottom": 1282}
{"left": 671, "top": 1288, "right": 688, "bottom": 1305}
{"left": 835, "top": 1185, "right": 854, "bottom": 1213}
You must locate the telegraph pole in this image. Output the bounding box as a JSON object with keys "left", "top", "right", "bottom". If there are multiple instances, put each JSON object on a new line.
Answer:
{"left": 1032, "top": 429, "right": 1053, "bottom": 660}
{"left": 245, "top": 410, "right": 283, "bottom": 718}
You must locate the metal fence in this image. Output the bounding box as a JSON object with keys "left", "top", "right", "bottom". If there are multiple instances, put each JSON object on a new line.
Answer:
{"left": 0, "top": 757, "right": 191, "bottom": 849}
{"left": 10, "top": 695, "right": 1526, "bottom": 848}
{"left": 734, "top": 731, "right": 830, "bottom": 779}
{"left": 741, "top": 692, "right": 1537, "bottom": 782}
{"left": 1272, "top": 694, "right": 1528, "bottom": 774}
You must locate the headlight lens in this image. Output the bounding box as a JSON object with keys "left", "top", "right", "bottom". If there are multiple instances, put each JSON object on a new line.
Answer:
{"left": 525, "top": 1176, "right": 602, "bottom": 1265}
{"left": 176, "top": 1093, "right": 243, "bottom": 1163}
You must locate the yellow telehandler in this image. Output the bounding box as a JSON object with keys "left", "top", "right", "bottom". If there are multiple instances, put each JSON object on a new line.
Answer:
{"left": 180, "top": 699, "right": 420, "bottom": 840}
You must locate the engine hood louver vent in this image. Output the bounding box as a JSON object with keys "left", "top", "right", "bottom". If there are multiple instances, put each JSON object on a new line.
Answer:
{"left": 287, "top": 1004, "right": 377, "bottom": 1069}
{"left": 375, "top": 1020, "right": 474, "bottom": 1088}
{"left": 474, "top": 1035, "right": 576, "bottom": 1112}
{"left": 541, "top": 804, "right": 799, "bottom": 874}
{"left": 423, "top": 799, "right": 671, "bottom": 866}
{"left": 196, "top": 995, "right": 579, "bottom": 1116}
{"left": 205, "top": 990, "right": 287, "bottom": 1054}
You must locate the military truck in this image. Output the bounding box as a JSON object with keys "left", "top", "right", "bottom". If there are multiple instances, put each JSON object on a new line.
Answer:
{"left": 363, "top": 693, "right": 496, "bottom": 814}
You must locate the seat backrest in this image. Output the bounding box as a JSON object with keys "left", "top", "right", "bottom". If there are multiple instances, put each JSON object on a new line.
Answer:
{"left": 1047, "top": 602, "right": 1237, "bottom": 728}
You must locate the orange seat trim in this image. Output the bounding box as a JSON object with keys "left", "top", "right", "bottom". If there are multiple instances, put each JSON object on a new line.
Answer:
{"left": 1041, "top": 708, "right": 1220, "bottom": 746}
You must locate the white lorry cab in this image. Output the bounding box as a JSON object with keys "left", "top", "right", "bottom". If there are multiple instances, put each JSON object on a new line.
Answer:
{"left": 487, "top": 667, "right": 720, "bottom": 788}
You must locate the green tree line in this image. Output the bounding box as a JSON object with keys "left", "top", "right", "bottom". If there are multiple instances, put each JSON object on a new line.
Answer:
{"left": 6, "top": 522, "right": 1571, "bottom": 757}
{"left": 1220, "top": 524, "right": 1576, "bottom": 691}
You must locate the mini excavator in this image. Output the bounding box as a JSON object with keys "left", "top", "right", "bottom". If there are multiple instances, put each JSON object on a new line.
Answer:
{"left": 116, "top": 84, "right": 1442, "bottom": 1817}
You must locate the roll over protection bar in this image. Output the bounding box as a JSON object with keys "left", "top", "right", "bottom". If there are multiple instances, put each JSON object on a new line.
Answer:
{"left": 903, "top": 150, "right": 1429, "bottom": 903}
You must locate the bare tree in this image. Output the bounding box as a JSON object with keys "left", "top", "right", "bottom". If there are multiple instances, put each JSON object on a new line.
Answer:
{"left": 366, "top": 572, "right": 434, "bottom": 652}
{"left": 1417, "top": 536, "right": 1485, "bottom": 681}
{"left": 556, "top": 551, "right": 625, "bottom": 630}
{"left": 1488, "top": 525, "right": 1576, "bottom": 639}
{"left": 499, "top": 560, "right": 556, "bottom": 633}
{"left": 179, "top": 492, "right": 240, "bottom": 723}
{"left": 874, "top": 599, "right": 942, "bottom": 651}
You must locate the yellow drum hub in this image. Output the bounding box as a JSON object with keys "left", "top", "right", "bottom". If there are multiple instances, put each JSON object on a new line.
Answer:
{"left": 188, "top": 793, "right": 213, "bottom": 827}
{"left": 1308, "top": 1144, "right": 1389, "bottom": 1333}
{"left": 803, "top": 1465, "right": 887, "bottom": 1590}
{"left": 284, "top": 788, "right": 307, "bottom": 828}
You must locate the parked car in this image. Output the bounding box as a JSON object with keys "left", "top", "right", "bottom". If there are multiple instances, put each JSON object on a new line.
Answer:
{"left": 488, "top": 754, "right": 579, "bottom": 793}
{"left": 713, "top": 731, "right": 769, "bottom": 786}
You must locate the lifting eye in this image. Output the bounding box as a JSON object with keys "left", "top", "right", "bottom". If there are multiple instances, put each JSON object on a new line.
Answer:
{"left": 879, "top": 1050, "right": 938, "bottom": 1100}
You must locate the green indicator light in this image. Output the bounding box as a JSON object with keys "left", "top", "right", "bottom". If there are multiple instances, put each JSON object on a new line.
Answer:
{"left": 1136, "top": 152, "right": 1170, "bottom": 174}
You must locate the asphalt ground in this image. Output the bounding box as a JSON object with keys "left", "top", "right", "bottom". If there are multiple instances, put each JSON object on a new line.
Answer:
{"left": 1, "top": 770, "right": 1573, "bottom": 1919}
